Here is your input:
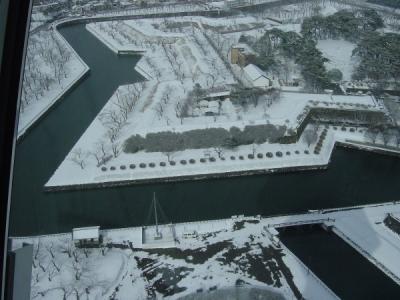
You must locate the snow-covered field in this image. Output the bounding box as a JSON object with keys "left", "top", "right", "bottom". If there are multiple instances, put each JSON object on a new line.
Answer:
{"left": 22, "top": 1, "right": 395, "bottom": 190}
{"left": 18, "top": 28, "right": 89, "bottom": 139}
{"left": 11, "top": 202, "right": 400, "bottom": 299}
{"left": 45, "top": 94, "right": 380, "bottom": 188}
{"left": 45, "top": 14, "right": 385, "bottom": 189}
{"left": 47, "top": 118, "right": 400, "bottom": 189}
{"left": 317, "top": 39, "right": 357, "bottom": 81}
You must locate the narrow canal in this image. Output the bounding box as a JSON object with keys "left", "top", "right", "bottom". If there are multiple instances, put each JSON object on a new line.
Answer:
{"left": 9, "top": 23, "right": 400, "bottom": 237}
{"left": 279, "top": 225, "right": 400, "bottom": 299}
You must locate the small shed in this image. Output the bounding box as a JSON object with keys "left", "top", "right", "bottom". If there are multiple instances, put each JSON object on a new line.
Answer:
{"left": 231, "top": 43, "right": 255, "bottom": 67}
{"left": 198, "top": 100, "right": 209, "bottom": 108}
{"left": 203, "top": 100, "right": 220, "bottom": 116}
{"left": 72, "top": 226, "right": 101, "bottom": 247}
{"left": 201, "top": 86, "right": 231, "bottom": 101}
{"left": 243, "top": 64, "right": 271, "bottom": 89}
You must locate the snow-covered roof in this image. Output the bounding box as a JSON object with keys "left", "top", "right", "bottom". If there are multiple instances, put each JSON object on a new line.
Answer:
{"left": 253, "top": 77, "right": 271, "bottom": 88}
{"left": 243, "top": 64, "right": 269, "bottom": 82}
{"left": 203, "top": 107, "right": 219, "bottom": 114}
{"left": 208, "top": 101, "right": 219, "bottom": 108}
{"left": 199, "top": 100, "right": 209, "bottom": 107}
{"left": 207, "top": 91, "right": 231, "bottom": 98}
{"left": 73, "top": 226, "right": 100, "bottom": 240}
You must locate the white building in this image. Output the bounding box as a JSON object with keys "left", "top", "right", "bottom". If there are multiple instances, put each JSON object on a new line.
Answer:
{"left": 195, "top": 100, "right": 220, "bottom": 116}
{"left": 72, "top": 226, "right": 101, "bottom": 247}
{"left": 243, "top": 64, "right": 272, "bottom": 89}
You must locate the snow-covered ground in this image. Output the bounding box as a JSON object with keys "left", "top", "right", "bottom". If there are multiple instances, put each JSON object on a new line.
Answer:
{"left": 45, "top": 15, "right": 385, "bottom": 189}
{"left": 45, "top": 96, "right": 381, "bottom": 188}
{"left": 11, "top": 201, "right": 400, "bottom": 299}
{"left": 317, "top": 39, "right": 357, "bottom": 81}
{"left": 18, "top": 28, "right": 89, "bottom": 139}
{"left": 46, "top": 125, "right": 333, "bottom": 187}
{"left": 29, "top": 11, "right": 53, "bottom": 31}
{"left": 47, "top": 120, "right": 400, "bottom": 189}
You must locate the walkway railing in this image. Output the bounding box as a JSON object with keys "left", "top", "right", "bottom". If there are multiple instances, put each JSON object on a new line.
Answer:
{"left": 269, "top": 218, "right": 335, "bottom": 228}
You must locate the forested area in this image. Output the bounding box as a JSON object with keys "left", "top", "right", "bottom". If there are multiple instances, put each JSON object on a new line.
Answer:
{"left": 352, "top": 32, "right": 400, "bottom": 81}
{"left": 300, "top": 9, "right": 400, "bottom": 82}
{"left": 249, "top": 8, "right": 399, "bottom": 87}
{"left": 301, "top": 9, "right": 384, "bottom": 41}
{"left": 251, "top": 28, "right": 330, "bottom": 92}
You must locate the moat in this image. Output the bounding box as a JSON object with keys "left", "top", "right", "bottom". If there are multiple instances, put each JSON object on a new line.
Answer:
{"left": 10, "top": 23, "right": 400, "bottom": 236}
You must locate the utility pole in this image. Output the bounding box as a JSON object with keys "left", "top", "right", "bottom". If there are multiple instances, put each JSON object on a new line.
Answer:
{"left": 153, "top": 193, "right": 158, "bottom": 235}
{"left": 153, "top": 192, "right": 161, "bottom": 239}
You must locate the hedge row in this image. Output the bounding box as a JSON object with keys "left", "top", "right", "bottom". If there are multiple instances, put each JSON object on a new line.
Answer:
{"left": 123, "top": 125, "right": 287, "bottom": 153}
{"left": 100, "top": 150, "right": 311, "bottom": 172}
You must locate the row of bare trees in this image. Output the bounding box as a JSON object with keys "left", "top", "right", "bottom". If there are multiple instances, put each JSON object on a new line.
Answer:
{"left": 21, "top": 30, "right": 72, "bottom": 113}
{"left": 30, "top": 236, "right": 109, "bottom": 299}
{"left": 190, "top": 32, "right": 224, "bottom": 89}
{"left": 152, "top": 84, "right": 188, "bottom": 125}
{"left": 161, "top": 43, "right": 186, "bottom": 83}
{"left": 365, "top": 125, "right": 400, "bottom": 146}
{"left": 69, "top": 84, "right": 144, "bottom": 169}
{"left": 97, "top": 84, "right": 144, "bottom": 159}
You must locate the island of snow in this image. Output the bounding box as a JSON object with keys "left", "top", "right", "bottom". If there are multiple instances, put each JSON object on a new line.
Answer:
{"left": 18, "top": 27, "right": 89, "bottom": 139}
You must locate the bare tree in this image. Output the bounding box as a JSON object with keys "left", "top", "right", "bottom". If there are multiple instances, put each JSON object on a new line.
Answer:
{"left": 83, "top": 248, "right": 91, "bottom": 259}
{"left": 105, "top": 126, "right": 120, "bottom": 144}
{"left": 47, "top": 263, "right": 57, "bottom": 282}
{"left": 58, "top": 236, "right": 74, "bottom": 258}
{"left": 51, "top": 259, "right": 61, "bottom": 273}
{"left": 90, "top": 140, "right": 109, "bottom": 166}
{"left": 33, "top": 238, "right": 46, "bottom": 270}
{"left": 303, "top": 128, "right": 318, "bottom": 147}
{"left": 365, "top": 127, "right": 379, "bottom": 143}
{"left": 69, "top": 148, "right": 87, "bottom": 169}
{"left": 60, "top": 286, "right": 73, "bottom": 300}
{"left": 163, "top": 151, "right": 175, "bottom": 162}
{"left": 252, "top": 143, "right": 257, "bottom": 156}
{"left": 72, "top": 249, "right": 81, "bottom": 264}
{"left": 382, "top": 128, "right": 393, "bottom": 146}
{"left": 111, "top": 143, "right": 120, "bottom": 158}
{"left": 395, "top": 129, "right": 400, "bottom": 147}
{"left": 154, "top": 102, "right": 165, "bottom": 120}
{"left": 213, "top": 146, "right": 224, "bottom": 159}
{"left": 72, "top": 260, "right": 82, "bottom": 281}
{"left": 99, "top": 109, "right": 125, "bottom": 131}
{"left": 175, "top": 101, "right": 185, "bottom": 124}
{"left": 45, "top": 242, "right": 55, "bottom": 259}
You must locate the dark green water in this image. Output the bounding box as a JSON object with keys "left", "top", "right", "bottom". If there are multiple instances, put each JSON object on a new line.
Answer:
{"left": 279, "top": 226, "right": 400, "bottom": 299}
{"left": 9, "top": 24, "right": 400, "bottom": 236}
